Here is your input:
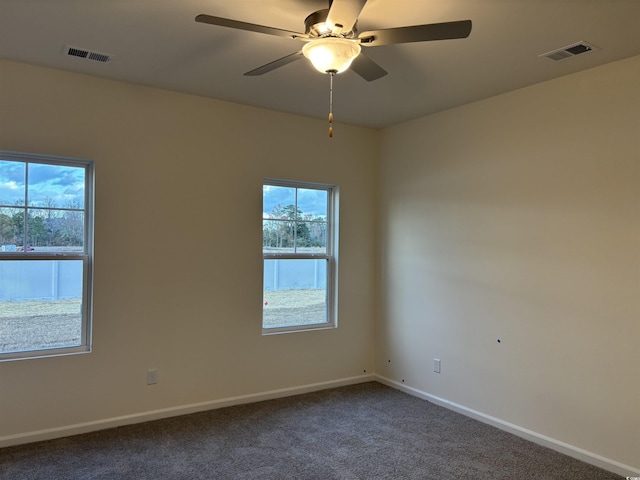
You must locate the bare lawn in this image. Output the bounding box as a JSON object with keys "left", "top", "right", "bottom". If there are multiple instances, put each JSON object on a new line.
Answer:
{"left": 263, "top": 289, "right": 327, "bottom": 328}
{"left": 1, "top": 289, "right": 326, "bottom": 352}
{"left": 0, "top": 299, "right": 82, "bottom": 352}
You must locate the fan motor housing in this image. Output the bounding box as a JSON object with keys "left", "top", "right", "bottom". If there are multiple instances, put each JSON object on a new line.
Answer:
{"left": 304, "top": 9, "right": 357, "bottom": 37}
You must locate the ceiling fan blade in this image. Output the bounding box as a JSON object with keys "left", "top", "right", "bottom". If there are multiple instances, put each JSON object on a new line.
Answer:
{"left": 326, "top": 0, "right": 368, "bottom": 33}
{"left": 244, "top": 51, "right": 304, "bottom": 76}
{"left": 350, "top": 53, "right": 387, "bottom": 81}
{"left": 358, "top": 20, "right": 472, "bottom": 46}
{"left": 195, "top": 14, "right": 307, "bottom": 40}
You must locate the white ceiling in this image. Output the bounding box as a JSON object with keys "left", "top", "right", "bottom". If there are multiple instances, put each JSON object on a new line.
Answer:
{"left": 1, "top": 0, "right": 639, "bottom": 128}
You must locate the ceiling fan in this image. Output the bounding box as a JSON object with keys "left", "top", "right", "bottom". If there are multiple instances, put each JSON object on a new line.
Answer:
{"left": 195, "top": 0, "right": 472, "bottom": 134}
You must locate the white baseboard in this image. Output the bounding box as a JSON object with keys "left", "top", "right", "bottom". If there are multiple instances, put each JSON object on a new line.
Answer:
{"left": 0, "top": 374, "right": 375, "bottom": 449}
{"left": 375, "top": 375, "right": 639, "bottom": 478}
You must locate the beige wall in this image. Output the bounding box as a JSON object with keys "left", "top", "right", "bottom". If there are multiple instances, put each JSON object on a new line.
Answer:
{"left": 1, "top": 54, "right": 638, "bottom": 473}
{"left": 0, "top": 60, "right": 377, "bottom": 436}
{"left": 377, "top": 55, "right": 640, "bottom": 469}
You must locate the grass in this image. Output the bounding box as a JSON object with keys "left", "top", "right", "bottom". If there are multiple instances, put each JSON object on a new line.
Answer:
{"left": 0, "top": 289, "right": 327, "bottom": 352}
{"left": 262, "top": 289, "right": 327, "bottom": 328}
{"left": 0, "top": 299, "right": 82, "bottom": 353}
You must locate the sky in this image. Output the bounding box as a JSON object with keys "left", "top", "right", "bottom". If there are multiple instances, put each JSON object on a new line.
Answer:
{"left": 0, "top": 160, "right": 85, "bottom": 209}
{"left": 263, "top": 185, "right": 328, "bottom": 218}
{"left": 2, "top": 159, "right": 327, "bottom": 218}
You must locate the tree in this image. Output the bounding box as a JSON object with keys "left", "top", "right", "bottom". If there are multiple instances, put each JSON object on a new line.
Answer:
{"left": 263, "top": 204, "right": 326, "bottom": 250}
{"left": 11, "top": 212, "right": 24, "bottom": 245}
{"left": 281, "top": 204, "right": 311, "bottom": 246}
{"left": 27, "top": 215, "right": 47, "bottom": 246}
{"left": 59, "top": 201, "right": 84, "bottom": 246}
{"left": 0, "top": 212, "right": 15, "bottom": 244}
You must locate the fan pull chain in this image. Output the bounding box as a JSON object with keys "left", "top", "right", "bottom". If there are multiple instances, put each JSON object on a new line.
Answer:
{"left": 328, "top": 71, "right": 335, "bottom": 138}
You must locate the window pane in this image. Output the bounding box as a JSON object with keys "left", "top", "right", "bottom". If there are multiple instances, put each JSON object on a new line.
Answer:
{"left": 1, "top": 153, "right": 93, "bottom": 360}
{"left": 263, "top": 186, "right": 329, "bottom": 254}
{"left": 263, "top": 259, "right": 327, "bottom": 329}
{"left": 0, "top": 259, "right": 84, "bottom": 353}
{"left": 296, "top": 221, "right": 327, "bottom": 254}
{"left": 27, "top": 163, "right": 85, "bottom": 209}
{"left": 0, "top": 160, "right": 26, "bottom": 207}
{"left": 27, "top": 208, "right": 84, "bottom": 252}
{"left": 0, "top": 206, "right": 24, "bottom": 248}
{"left": 262, "top": 185, "right": 295, "bottom": 220}
{"left": 262, "top": 218, "right": 296, "bottom": 254}
{"left": 297, "top": 188, "right": 327, "bottom": 219}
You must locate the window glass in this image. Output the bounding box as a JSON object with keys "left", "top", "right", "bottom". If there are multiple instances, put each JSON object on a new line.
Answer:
{"left": 27, "top": 208, "right": 85, "bottom": 252}
{"left": 0, "top": 259, "right": 84, "bottom": 353}
{"left": 263, "top": 259, "right": 328, "bottom": 329}
{"left": 0, "top": 152, "right": 93, "bottom": 361}
{"left": 262, "top": 186, "right": 328, "bottom": 255}
{"left": 262, "top": 180, "right": 336, "bottom": 333}
{"left": 0, "top": 160, "right": 26, "bottom": 206}
{"left": 28, "top": 163, "right": 85, "bottom": 209}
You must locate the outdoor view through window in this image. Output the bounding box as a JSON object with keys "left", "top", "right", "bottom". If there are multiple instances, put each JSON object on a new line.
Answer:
{"left": 262, "top": 180, "right": 336, "bottom": 332}
{"left": 0, "top": 152, "right": 93, "bottom": 361}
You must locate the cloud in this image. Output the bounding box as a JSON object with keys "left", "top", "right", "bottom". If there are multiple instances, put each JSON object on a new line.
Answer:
{"left": 26, "top": 164, "right": 85, "bottom": 207}
{"left": 29, "top": 164, "right": 82, "bottom": 186}
{"left": 0, "top": 181, "right": 20, "bottom": 190}
{"left": 0, "top": 160, "right": 25, "bottom": 184}
{"left": 263, "top": 185, "right": 328, "bottom": 218}
{"left": 0, "top": 161, "right": 26, "bottom": 205}
{"left": 0, "top": 161, "right": 85, "bottom": 208}
{"left": 297, "top": 189, "right": 327, "bottom": 216}
{"left": 263, "top": 185, "right": 295, "bottom": 216}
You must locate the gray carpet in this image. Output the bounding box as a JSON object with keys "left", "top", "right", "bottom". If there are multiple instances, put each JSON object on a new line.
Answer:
{"left": 0, "top": 382, "right": 622, "bottom": 479}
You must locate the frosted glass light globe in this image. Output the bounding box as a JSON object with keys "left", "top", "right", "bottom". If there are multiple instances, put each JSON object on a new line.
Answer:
{"left": 302, "top": 37, "right": 361, "bottom": 74}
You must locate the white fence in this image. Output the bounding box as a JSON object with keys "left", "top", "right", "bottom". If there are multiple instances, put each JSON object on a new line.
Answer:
{"left": 263, "top": 259, "right": 327, "bottom": 291}
{"left": 0, "top": 258, "right": 325, "bottom": 303}
{"left": 0, "top": 260, "right": 82, "bottom": 302}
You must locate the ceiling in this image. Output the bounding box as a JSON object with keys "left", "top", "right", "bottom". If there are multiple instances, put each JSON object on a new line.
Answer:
{"left": 1, "top": 0, "right": 639, "bottom": 128}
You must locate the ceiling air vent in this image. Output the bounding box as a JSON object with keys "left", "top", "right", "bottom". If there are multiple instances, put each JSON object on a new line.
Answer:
{"left": 63, "top": 45, "right": 112, "bottom": 63}
{"left": 539, "top": 41, "right": 597, "bottom": 62}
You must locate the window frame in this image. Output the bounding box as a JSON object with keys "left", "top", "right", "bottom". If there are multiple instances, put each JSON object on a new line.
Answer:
{"left": 0, "top": 150, "right": 94, "bottom": 361}
{"left": 262, "top": 178, "right": 338, "bottom": 335}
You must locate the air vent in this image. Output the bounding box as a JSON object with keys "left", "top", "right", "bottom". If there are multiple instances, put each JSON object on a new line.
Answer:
{"left": 539, "top": 41, "right": 597, "bottom": 62}
{"left": 63, "top": 45, "right": 112, "bottom": 63}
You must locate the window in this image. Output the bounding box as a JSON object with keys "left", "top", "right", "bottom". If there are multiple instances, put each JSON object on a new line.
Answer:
{"left": 0, "top": 151, "right": 94, "bottom": 361}
{"left": 262, "top": 180, "right": 337, "bottom": 333}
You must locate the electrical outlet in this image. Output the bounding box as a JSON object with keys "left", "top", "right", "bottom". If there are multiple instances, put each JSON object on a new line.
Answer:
{"left": 147, "top": 369, "right": 158, "bottom": 385}
{"left": 433, "top": 358, "right": 441, "bottom": 374}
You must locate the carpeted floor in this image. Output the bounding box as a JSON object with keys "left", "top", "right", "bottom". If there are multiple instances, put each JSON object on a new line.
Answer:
{"left": 0, "top": 382, "right": 622, "bottom": 479}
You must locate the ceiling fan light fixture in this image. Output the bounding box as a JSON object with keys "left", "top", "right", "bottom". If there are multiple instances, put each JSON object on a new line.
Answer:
{"left": 302, "top": 37, "right": 361, "bottom": 74}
